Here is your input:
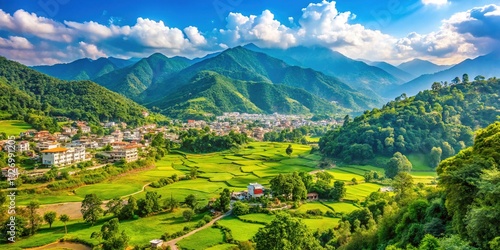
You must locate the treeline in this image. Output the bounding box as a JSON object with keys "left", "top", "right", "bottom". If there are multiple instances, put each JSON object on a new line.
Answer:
{"left": 263, "top": 126, "right": 331, "bottom": 143}
{"left": 0, "top": 56, "right": 148, "bottom": 127}
{"left": 320, "top": 76, "right": 500, "bottom": 164}
{"left": 179, "top": 128, "right": 249, "bottom": 153}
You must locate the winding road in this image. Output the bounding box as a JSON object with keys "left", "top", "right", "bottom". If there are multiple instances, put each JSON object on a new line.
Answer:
{"left": 164, "top": 210, "right": 233, "bottom": 250}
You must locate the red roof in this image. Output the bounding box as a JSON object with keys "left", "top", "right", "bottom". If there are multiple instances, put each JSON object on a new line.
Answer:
{"left": 254, "top": 189, "right": 263, "bottom": 194}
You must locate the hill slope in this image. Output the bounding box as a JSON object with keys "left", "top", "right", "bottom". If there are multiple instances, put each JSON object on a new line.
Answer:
{"left": 398, "top": 59, "right": 451, "bottom": 76}
{"left": 243, "top": 44, "right": 404, "bottom": 97}
{"left": 368, "top": 61, "right": 415, "bottom": 82}
{"left": 94, "top": 53, "right": 192, "bottom": 100}
{"left": 0, "top": 56, "right": 147, "bottom": 125}
{"left": 320, "top": 77, "right": 500, "bottom": 163}
{"left": 31, "top": 57, "right": 130, "bottom": 81}
{"left": 387, "top": 51, "right": 500, "bottom": 98}
{"left": 148, "top": 71, "right": 341, "bottom": 119}
{"left": 145, "top": 46, "right": 380, "bottom": 112}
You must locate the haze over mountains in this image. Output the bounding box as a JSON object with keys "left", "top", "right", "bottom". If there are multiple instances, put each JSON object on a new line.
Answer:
{"left": 24, "top": 44, "right": 500, "bottom": 119}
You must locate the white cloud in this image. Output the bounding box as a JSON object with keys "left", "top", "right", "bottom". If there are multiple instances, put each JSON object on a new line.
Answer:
{"left": 78, "top": 41, "right": 107, "bottom": 59}
{"left": 0, "top": 36, "right": 34, "bottom": 49}
{"left": 184, "top": 26, "right": 207, "bottom": 46}
{"left": 422, "top": 0, "right": 448, "bottom": 6}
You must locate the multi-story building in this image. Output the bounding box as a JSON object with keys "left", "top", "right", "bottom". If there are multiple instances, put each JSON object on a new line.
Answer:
{"left": 16, "top": 141, "right": 30, "bottom": 153}
{"left": 37, "top": 141, "right": 60, "bottom": 151}
{"left": 247, "top": 183, "right": 264, "bottom": 198}
{"left": 41, "top": 146, "right": 87, "bottom": 166}
{"left": 108, "top": 145, "right": 138, "bottom": 163}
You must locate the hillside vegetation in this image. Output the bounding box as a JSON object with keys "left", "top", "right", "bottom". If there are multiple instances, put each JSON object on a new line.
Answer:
{"left": 320, "top": 77, "right": 500, "bottom": 164}
{"left": 0, "top": 56, "right": 148, "bottom": 128}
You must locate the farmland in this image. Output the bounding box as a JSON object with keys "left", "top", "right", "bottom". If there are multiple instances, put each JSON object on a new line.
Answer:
{"left": 0, "top": 120, "right": 32, "bottom": 136}
{"left": 9, "top": 141, "right": 438, "bottom": 249}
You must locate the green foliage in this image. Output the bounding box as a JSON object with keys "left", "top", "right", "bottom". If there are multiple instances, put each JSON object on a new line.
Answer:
{"left": 59, "top": 214, "right": 70, "bottom": 234}
{"left": 43, "top": 211, "right": 57, "bottom": 228}
{"left": 438, "top": 122, "right": 500, "bottom": 247}
{"left": 386, "top": 152, "right": 413, "bottom": 179}
{"left": 330, "top": 180, "right": 347, "bottom": 201}
{"left": 91, "top": 218, "right": 130, "bottom": 250}
{"left": 215, "top": 188, "right": 231, "bottom": 213}
{"left": 270, "top": 172, "right": 307, "bottom": 201}
{"left": 184, "top": 194, "right": 198, "bottom": 210}
{"left": 286, "top": 144, "right": 293, "bottom": 156}
{"left": 81, "top": 194, "right": 104, "bottom": 226}
{"left": 179, "top": 129, "right": 248, "bottom": 153}
{"left": 183, "top": 209, "right": 195, "bottom": 222}
{"left": 253, "top": 212, "right": 323, "bottom": 250}
{"left": 320, "top": 78, "right": 500, "bottom": 163}
{"left": 0, "top": 56, "right": 147, "bottom": 126}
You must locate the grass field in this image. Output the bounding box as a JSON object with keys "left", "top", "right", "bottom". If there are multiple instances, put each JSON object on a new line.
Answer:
{"left": 0, "top": 120, "right": 32, "bottom": 136}
{"left": 295, "top": 202, "right": 334, "bottom": 213}
{"left": 217, "top": 216, "right": 264, "bottom": 241}
{"left": 345, "top": 183, "right": 383, "bottom": 200}
{"left": 302, "top": 217, "right": 340, "bottom": 231}
{"left": 177, "top": 227, "right": 225, "bottom": 250}
{"left": 205, "top": 243, "right": 238, "bottom": 250}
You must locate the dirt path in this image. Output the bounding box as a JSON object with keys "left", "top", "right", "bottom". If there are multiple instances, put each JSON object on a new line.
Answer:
{"left": 164, "top": 210, "right": 232, "bottom": 250}
{"left": 37, "top": 182, "right": 151, "bottom": 219}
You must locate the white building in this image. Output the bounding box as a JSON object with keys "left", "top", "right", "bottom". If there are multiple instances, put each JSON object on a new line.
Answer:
{"left": 37, "top": 141, "right": 60, "bottom": 151}
{"left": 108, "top": 145, "right": 138, "bottom": 163}
{"left": 41, "top": 147, "right": 88, "bottom": 166}
{"left": 16, "top": 141, "right": 30, "bottom": 153}
{"left": 247, "top": 183, "right": 264, "bottom": 198}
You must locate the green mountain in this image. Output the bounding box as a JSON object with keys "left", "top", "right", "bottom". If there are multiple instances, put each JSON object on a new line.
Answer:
{"left": 0, "top": 56, "right": 148, "bottom": 126}
{"left": 243, "top": 44, "right": 404, "bottom": 98}
{"left": 145, "top": 46, "right": 380, "bottom": 112}
{"left": 94, "top": 53, "right": 192, "bottom": 100}
{"left": 148, "top": 71, "right": 341, "bottom": 119}
{"left": 319, "top": 77, "right": 500, "bottom": 163}
{"left": 397, "top": 58, "right": 451, "bottom": 76}
{"left": 31, "top": 57, "right": 129, "bottom": 80}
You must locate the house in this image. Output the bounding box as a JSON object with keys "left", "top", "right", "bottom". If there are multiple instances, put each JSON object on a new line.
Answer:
{"left": 104, "top": 122, "right": 116, "bottom": 128}
{"left": 247, "top": 183, "right": 264, "bottom": 198}
{"left": 16, "top": 141, "right": 30, "bottom": 153}
{"left": 80, "top": 126, "right": 91, "bottom": 134}
{"left": 108, "top": 145, "right": 138, "bottom": 163}
{"left": 149, "top": 239, "right": 163, "bottom": 248}
{"left": 37, "top": 141, "right": 60, "bottom": 151}
{"left": 231, "top": 191, "right": 249, "bottom": 200}
{"left": 34, "top": 131, "right": 51, "bottom": 139}
{"left": 307, "top": 192, "right": 319, "bottom": 201}
{"left": 41, "top": 146, "right": 88, "bottom": 166}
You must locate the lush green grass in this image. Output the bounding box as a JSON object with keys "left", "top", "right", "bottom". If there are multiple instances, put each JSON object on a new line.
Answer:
{"left": 177, "top": 227, "right": 224, "bottom": 250}
{"left": 295, "top": 202, "right": 333, "bottom": 213}
{"left": 302, "top": 217, "right": 340, "bottom": 231}
{"left": 8, "top": 209, "right": 208, "bottom": 249}
{"left": 238, "top": 213, "right": 275, "bottom": 224}
{"left": 0, "top": 120, "right": 32, "bottom": 136}
{"left": 407, "top": 154, "right": 434, "bottom": 171}
{"left": 345, "top": 183, "right": 383, "bottom": 201}
{"left": 205, "top": 243, "right": 238, "bottom": 250}
{"left": 217, "top": 216, "right": 263, "bottom": 241}
{"left": 305, "top": 136, "right": 321, "bottom": 143}
{"left": 75, "top": 183, "right": 142, "bottom": 200}
{"left": 320, "top": 201, "right": 359, "bottom": 214}
{"left": 17, "top": 192, "right": 83, "bottom": 205}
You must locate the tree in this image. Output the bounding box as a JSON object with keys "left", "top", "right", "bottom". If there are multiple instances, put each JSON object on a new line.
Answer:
{"left": 452, "top": 76, "right": 461, "bottom": 84}
{"left": 190, "top": 167, "right": 198, "bottom": 179}
{"left": 183, "top": 209, "right": 194, "bottom": 221}
{"left": 393, "top": 172, "right": 415, "bottom": 204}
{"left": 105, "top": 197, "right": 123, "bottom": 217}
{"left": 286, "top": 144, "right": 293, "bottom": 156}
{"left": 91, "top": 218, "right": 129, "bottom": 250}
{"left": 27, "top": 201, "right": 41, "bottom": 235}
{"left": 386, "top": 152, "right": 413, "bottom": 179}
{"left": 81, "top": 194, "right": 104, "bottom": 226}
{"left": 431, "top": 82, "right": 442, "bottom": 91}
{"left": 419, "top": 234, "right": 440, "bottom": 250}
{"left": 184, "top": 194, "right": 198, "bottom": 209}
{"left": 253, "top": 212, "right": 322, "bottom": 250}
{"left": 330, "top": 181, "right": 346, "bottom": 201}
{"left": 462, "top": 73, "right": 469, "bottom": 84}
{"left": 59, "top": 214, "right": 70, "bottom": 234}
{"left": 164, "top": 194, "right": 179, "bottom": 212}
{"left": 270, "top": 172, "right": 307, "bottom": 201}
{"left": 119, "top": 196, "right": 138, "bottom": 220}
{"left": 233, "top": 201, "right": 250, "bottom": 216}
{"left": 474, "top": 75, "right": 485, "bottom": 81}
{"left": 215, "top": 188, "right": 231, "bottom": 212}
{"left": 429, "top": 147, "right": 442, "bottom": 168}
{"left": 43, "top": 211, "right": 57, "bottom": 228}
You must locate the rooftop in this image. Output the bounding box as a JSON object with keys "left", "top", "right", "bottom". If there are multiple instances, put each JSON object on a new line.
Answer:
{"left": 41, "top": 147, "right": 68, "bottom": 153}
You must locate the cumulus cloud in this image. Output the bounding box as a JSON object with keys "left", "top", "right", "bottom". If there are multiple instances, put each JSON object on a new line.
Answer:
{"left": 422, "top": 0, "right": 448, "bottom": 6}
{"left": 0, "top": 2, "right": 498, "bottom": 66}
{"left": 0, "top": 36, "right": 34, "bottom": 49}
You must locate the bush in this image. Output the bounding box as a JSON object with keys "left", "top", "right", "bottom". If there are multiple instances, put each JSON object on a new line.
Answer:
{"left": 306, "top": 209, "right": 324, "bottom": 216}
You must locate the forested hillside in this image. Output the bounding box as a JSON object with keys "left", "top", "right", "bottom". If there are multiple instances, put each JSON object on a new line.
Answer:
{"left": 0, "top": 56, "right": 148, "bottom": 128}
{"left": 319, "top": 77, "right": 500, "bottom": 164}
{"left": 148, "top": 71, "right": 341, "bottom": 119}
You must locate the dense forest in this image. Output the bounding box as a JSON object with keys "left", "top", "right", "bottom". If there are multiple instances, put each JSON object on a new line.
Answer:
{"left": 0, "top": 57, "right": 149, "bottom": 129}
{"left": 319, "top": 76, "right": 500, "bottom": 164}
{"left": 179, "top": 128, "right": 249, "bottom": 153}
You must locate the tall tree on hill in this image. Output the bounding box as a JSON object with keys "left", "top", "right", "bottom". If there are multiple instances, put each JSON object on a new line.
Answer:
{"left": 43, "top": 211, "right": 56, "bottom": 228}
{"left": 59, "top": 214, "right": 69, "bottom": 234}
{"left": 386, "top": 152, "right": 412, "bottom": 179}
{"left": 27, "top": 201, "right": 41, "bottom": 235}
{"left": 286, "top": 144, "right": 293, "bottom": 157}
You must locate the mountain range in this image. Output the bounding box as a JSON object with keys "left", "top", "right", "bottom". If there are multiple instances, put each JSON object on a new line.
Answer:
{"left": 386, "top": 50, "right": 500, "bottom": 97}
{"left": 22, "top": 44, "right": 500, "bottom": 120}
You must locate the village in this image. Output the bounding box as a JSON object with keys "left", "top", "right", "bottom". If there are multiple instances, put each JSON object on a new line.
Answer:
{"left": 0, "top": 113, "right": 339, "bottom": 178}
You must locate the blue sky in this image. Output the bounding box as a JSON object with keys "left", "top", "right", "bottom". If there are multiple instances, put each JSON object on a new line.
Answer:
{"left": 0, "top": 0, "right": 499, "bottom": 65}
